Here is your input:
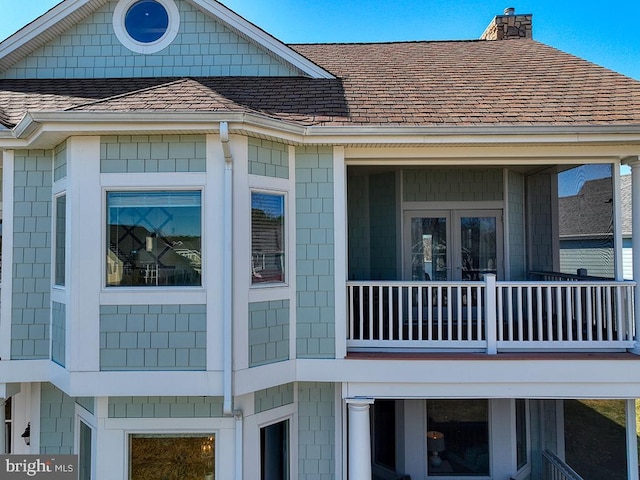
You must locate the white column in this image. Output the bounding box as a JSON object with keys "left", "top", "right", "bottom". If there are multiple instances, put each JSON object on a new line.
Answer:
{"left": 629, "top": 159, "right": 640, "bottom": 354}
{"left": 626, "top": 399, "right": 639, "bottom": 480}
{"left": 347, "top": 398, "right": 374, "bottom": 480}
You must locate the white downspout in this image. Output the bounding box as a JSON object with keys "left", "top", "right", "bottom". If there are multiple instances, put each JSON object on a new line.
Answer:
{"left": 234, "top": 410, "right": 243, "bottom": 480}
{"left": 220, "top": 122, "right": 234, "bottom": 415}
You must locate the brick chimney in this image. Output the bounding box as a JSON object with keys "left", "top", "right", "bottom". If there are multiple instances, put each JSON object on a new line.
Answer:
{"left": 480, "top": 7, "right": 532, "bottom": 40}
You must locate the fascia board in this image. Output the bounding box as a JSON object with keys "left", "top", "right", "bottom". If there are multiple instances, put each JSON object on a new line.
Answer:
{"left": 7, "top": 111, "right": 640, "bottom": 152}
{"left": 187, "top": 0, "right": 335, "bottom": 79}
{"left": 0, "top": 0, "right": 106, "bottom": 72}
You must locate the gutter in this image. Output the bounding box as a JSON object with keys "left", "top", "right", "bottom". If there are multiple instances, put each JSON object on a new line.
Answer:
{"left": 220, "top": 122, "right": 234, "bottom": 416}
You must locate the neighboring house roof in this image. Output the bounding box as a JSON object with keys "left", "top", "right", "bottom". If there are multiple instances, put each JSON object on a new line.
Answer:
{"left": 559, "top": 175, "right": 631, "bottom": 239}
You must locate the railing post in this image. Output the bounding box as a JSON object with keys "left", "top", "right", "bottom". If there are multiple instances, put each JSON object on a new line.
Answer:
{"left": 485, "top": 274, "right": 497, "bottom": 354}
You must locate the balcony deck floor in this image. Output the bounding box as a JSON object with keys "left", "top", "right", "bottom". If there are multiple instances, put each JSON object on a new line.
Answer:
{"left": 346, "top": 351, "right": 640, "bottom": 361}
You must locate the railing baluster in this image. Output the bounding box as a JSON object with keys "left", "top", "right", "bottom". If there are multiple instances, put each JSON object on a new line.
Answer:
{"left": 585, "top": 286, "right": 593, "bottom": 341}
{"left": 378, "top": 286, "right": 384, "bottom": 341}
{"left": 507, "top": 287, "right": 514, "bottom": 342}
{"left": 596, "top": 286, "right": 603, "bottom": 341}
{"left": 605, "top": 286, "right": 613, "bottom": 341}
{"left": 517, "top": 285, "right": 523, "bottom": 341}
{"left": 456, "top": 285, "right": 463, "bottom": 340}
{"left": 497, "top": 285, "right": 504, "bottom": 341}
{"left": 348, "top": 285, "right": 354, "bottom": 340}
{"left": 437, "top": 286, "right": 443, "bottom": 340}
{"left": 546, "top": 286, "right": 553, "bottom": 341}
{"left": 427, "top": 285, "right": 433, "bottom": 341}
{"left": 466, "top": 285, "right": 472, "bottom": 340}
{"left": 536, "top": 286, "right": 543, "bottom": 341}
{"left": 575, "top": 286, "right": 583, "bottom": 342}
{"left": 615, "top": 285, "right": 623, "bottom": 341}
{"left": 398, "top": 286, "right": 404, "bottom": 341}
{"left": 358, "top": 285, "right": 364, "bottom": 340}
{"left": 387, "top": 285, "right": 393, "bottom": 342}
{"left": 447, "top": 286, "right": 453, "bottom": 341}
{"left": 418, "top": 285, "right": 423, "bottom": 341}
{"left": 477, "top": 285, "right": 483, "bottom": 341}
{"left": 368, "top": 285, "right": 374, "bottom": 341}
{"left": 526, "top": 286, "right": 533, "bottom": 341}
{"left": 556, "top": 286, "right": 563, "bottom": 341}
{"left": 565, "top": 286, "right": 573, "bottom": 341}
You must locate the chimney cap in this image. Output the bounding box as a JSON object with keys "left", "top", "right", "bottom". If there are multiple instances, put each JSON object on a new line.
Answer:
{"left": 504, "top": 7, "right": 515, "bottom": 15}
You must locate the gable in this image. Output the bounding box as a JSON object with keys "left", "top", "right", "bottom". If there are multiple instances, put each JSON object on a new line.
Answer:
{"left": 0, "top": 0, "right": 323, "bottom": 79}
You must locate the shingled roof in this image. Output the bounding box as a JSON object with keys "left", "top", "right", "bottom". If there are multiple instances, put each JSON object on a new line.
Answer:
{"left": 1, "top": 38, "right": 640, "bottom": 129}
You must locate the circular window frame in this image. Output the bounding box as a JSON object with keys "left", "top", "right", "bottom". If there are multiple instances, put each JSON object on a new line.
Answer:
{"left": 113, "top": 0, "right": 180, "bottom": 54}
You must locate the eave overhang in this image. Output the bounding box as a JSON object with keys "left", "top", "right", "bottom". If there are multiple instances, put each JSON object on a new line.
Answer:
{"left": 1, "top": 111, "right": 640, "bottom": 160}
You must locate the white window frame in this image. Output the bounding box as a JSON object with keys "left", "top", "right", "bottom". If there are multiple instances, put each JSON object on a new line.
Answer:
{"left": 250, "top": 188, "right": 288, "bottom": 289}
{"left": 113, "top": 0, "right": 180, "bottom": 54}
{"left": 104, "top": 187, "right": 204, "bottom": 291}
{"left": 75, "top": 404, "right": 97, "bottom": 480}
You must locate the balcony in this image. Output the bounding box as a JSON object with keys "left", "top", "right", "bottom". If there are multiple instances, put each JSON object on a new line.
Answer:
{"left": 346, "top": 275, "right": 636, "bottom": 354}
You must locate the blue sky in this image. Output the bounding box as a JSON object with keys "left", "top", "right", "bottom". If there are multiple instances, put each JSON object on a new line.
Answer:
{"left": 0, "top": 0, "right": 639, "bottom": 80}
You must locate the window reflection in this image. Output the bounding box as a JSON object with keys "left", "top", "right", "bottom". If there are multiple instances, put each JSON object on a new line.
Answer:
{"left": 107, "top": 191, "right": 202, "bottom": 287}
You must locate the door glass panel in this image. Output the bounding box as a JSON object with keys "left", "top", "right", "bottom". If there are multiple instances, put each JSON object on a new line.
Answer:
{"left": 459, "top": 217, "right": 497, "bottom": 281}
{"left": 410, "top": 217, "right": 447, "bottom": 281}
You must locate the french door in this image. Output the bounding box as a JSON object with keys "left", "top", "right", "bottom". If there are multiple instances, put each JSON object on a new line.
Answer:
{"left": 404, "top": 210, "right": 503, "bottom": 281}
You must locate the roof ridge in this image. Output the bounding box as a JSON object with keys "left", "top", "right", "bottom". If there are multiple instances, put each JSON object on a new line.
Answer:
{"left": 290, "top": 39, "right": 497, "bottom": 47}
{"left": 64, "top": 77, "right": 192, "bottom": 111}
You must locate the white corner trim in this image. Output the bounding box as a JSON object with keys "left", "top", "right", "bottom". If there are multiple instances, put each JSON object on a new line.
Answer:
{"left": 187, "top": 0, "right": 335, "bottom": 79}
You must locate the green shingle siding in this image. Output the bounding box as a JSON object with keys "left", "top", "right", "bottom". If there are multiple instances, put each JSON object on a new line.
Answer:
{"left": 100, "top": 135, "right": 206, "bottom": 173}
{"left": 249, "top": 300, "right": 290, "bottom": 367}
{"left": 1, "top": 2, "right": 298, "bottom": 79}
{"left": 254, "top": 383, "right": 294, "bottom": 413}
{"left": 296, "top": 147, "right": 335, "bottom": 358}
{"left": 248, "top": 138, "right": 289, "bottom": 179}
{"left": 99, "top": 304, "right": 206, "bottom": 371}
{"left": 40, "top": 383, "right": 75, "bottom": 454}
{"left": 298, "top": 382, "right": 335, "bottom": 480}
{"left": 51, "top": 302, "right": 66, "bottom": 367}
{"left": 12, "top": 151, "right": 52, "bottom": 360}
{"left": 108, "top": 396, "right": 224, "bottom": 418}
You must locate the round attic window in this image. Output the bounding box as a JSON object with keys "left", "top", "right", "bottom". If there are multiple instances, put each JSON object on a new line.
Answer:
{"left": 113, "top": 0, "right": 179, "bottom": 54}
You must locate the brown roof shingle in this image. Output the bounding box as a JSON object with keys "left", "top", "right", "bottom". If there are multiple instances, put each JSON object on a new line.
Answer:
{"left": 1, "top": 39, "right": 640, "bottom": 128}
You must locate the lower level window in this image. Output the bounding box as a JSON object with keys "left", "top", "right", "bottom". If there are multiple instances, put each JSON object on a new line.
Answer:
{"left": 129, "top": 434, "right": 214, "bottom": 479}
{"left": 107, "top": 191, "right": 202, "bottom": 287}
{"left": 426, "top": 399, "right": 490, "bottom": 476}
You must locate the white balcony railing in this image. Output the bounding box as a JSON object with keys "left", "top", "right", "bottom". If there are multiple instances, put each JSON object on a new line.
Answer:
{"left": 542, "top": 451, "right": 584, "bottom": 480}
{"left": 346, "top": 276, "right": 636, "bottom": 353}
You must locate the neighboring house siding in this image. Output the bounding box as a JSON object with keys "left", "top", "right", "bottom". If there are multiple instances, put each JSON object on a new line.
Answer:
{"left": 248, "top": 138, "right": 289, "bottom": 179}
{"left": 0, "top": 1, "right": 299, "bottom": 79}
{"left": 507, "top": 170, "right": 526, "bottom": 280}
{"left": 51, "top": 301, "right": 66, "bottom": 367}
{"left": 100, "top": 135, "right": 206, "bottom": 173}
{"left": 559, "top": 244, "right": 615, "bottom": 278}
{"left": 298, "top": 382, "right": 335, "bottom": 480}
{"left": 40, "top": 383, "right": 75, "bottom": 454}
{"left": 99, "top": 304, "right": 207, "bottom": 371}
{"left": 249, "top": 300, "right": 290, "bottom": 367}
{"left": 12, "top": 150, "right": 52, "bottom": 360}
{"left": 295, "top": 147, "right": 335, "bottom": 358}
{"left": 527, "top": 173, "right": 556, "bottom": 272}
{"left": 623, "top": 244, "right": 633, "bottom": 280}
{"left": 53, "top": 143, "right": 67, "bottom": 181}
{"left": 108, "top": 396, "right": 224, "bottom": 418}
{"left": 403, "top": 168, "right": 503, "bottom": 202}
{"left": 254, "top": 383, "right": 294, "bottom": 413}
